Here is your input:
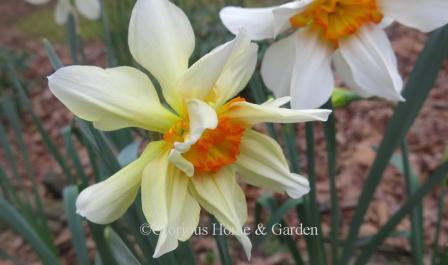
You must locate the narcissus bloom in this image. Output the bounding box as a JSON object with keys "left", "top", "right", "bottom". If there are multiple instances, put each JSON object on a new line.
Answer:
{"left": 220, "top": 0, "right": 448, "bottom": 109}
{"left": 24, "top": 0, "right": 100, "bottom": 25}
{"left": 48, "top": 0, "right": 331, "bottom": 258}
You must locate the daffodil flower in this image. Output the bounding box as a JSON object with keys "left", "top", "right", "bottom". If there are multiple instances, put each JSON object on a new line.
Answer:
{"left": 24, "top": 0, "right": 100, "bottom": 25}
{"left": 48, "top": 0, "right": 331, "bottom": 258}
{"left": 220, "top": 0, "right": 448, "bottom": 109}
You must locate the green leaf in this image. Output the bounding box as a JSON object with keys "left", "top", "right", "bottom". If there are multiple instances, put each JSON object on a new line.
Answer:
{"left": 117, "top": 140, "right": 142, "bottom": 167}
{"left": 340, "top": 25, "right": 448, "bottom": 264}
{"left": 63, "top": 186, "right": 90, "bottom": 265}
{"left": 322, "top": 101, "right": 340, "bottom": 264}
{"left": 210, "top": 216, "right": 233, "bottom": 265}
{"left": 0, "top": 197, "right": 60, "bottom": 265}
{"left": 8, "top": 65, "right": 75, "bottom": 183}
{"left": 1, "top": 96, "right": 54, "bottom": 247}
{"left": 400, "top": 141, "right": 424, "bottom": 265}
{"left": 88, "top": 223, "right": 119, "bottom": 265}
{"left": 430, "top": 186, "right": 446, "bottom": 265}
{"left": 255, "top": 194, "right": 305, "bottom": 265}
{"left": 303, "top": 122, "right": 327, "bottom": 265}
{"left": 354, "top": 161, "right": 448, "bottom": 265}
{"left": 43, "top": 39, "right": 63, "bottom": 70}
{"left": 62, "top": 126, "right": 88, "bottom": 184}
{"left": 105, "top": 227, "right": 142, "bottom": 265}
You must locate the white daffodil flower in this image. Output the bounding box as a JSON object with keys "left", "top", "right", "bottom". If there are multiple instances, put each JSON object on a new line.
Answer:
{"left": 220, "top": 0, "right": 448, "bottom": 109}
{"left": 48, "top": 0, "right": 331, "bottom": 258}
{"left": 24, "top": 0, "right": 100, "bottom": 25}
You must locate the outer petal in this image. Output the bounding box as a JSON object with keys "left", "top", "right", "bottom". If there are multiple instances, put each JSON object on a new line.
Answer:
{"left": 236, "top": 130, "right": 310, "bottom": 198}
{"left": 220, "top": 6, "right": 278, "bottom": 40}
{"left": 219, "top": 1, "right": 310, "bottom": 40}
{"left": 54, "top": 0, "right": 71, "bottom": 25}
{"left": 290, "top": 29, "right": 335, "bottom": 109}
{"left": 75, "top": 0, "right": 101, "bottom": 20}
{"left": 223, "top": 98, "right": 331, "bottom": 125}
{"left": 189, "top": 167, "right": 252, "bottom": 259}
{"left": 177, "top": 30, "right": 255, "bottom": 107}
{"left": 152, "top": 170, "right": 200, "bottom": 258}
{"left": 24, "top": 0, "right": 49, "bottom": 5}
{"left": 333, "top": 51, "right": 372, "bottom": 98}
{"left": 128, "top": 0, "right": 195, "bottom": 111}
{"left": 338, "top": 24, "right": 404, "bottom": 101}
{"left": 378, "top": 0, "right": 448, "bottom": 32}
{"left": 76, "top": 141, "right": 165, "bottom": 224}
{"left": 141, "top": 151, "right": 171, "bottom": 231}
{"left": 261, "top": 34, "right": 296, "bottom": 98}
{"left": 214, "top": 42, "right": 258, "bottom": 107}
{"left": 48, "top": 66, "right": 178, "bottom": 132}
{"left": 169, "top": 99, "right": 217, "bottom": 176}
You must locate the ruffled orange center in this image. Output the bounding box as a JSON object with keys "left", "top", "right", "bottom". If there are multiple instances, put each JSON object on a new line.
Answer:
{"left": 290, "top": 0, "right": 383, "bottom": 46}
{"left": 163, "top": 98, "right": 247, "bottom": 174}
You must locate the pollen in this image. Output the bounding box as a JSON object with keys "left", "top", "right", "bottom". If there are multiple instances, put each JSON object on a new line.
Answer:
{"left": 164, "top": 98, "right": 248, "bottom": 174}
{"left": 290, "top": 0, "right": 383, "bottom": 46}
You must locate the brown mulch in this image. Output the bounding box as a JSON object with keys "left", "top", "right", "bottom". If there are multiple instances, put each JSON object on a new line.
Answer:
{"left": 1, "top": 0, "right": 447, "bottom": 264}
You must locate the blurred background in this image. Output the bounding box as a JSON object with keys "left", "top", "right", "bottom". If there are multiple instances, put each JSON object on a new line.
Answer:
{"left": 0, "top": 0, "right": 447, "bottom": 264}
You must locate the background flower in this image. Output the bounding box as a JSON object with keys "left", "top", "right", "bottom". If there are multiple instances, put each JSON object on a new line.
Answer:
{"left": 220, "top": 0, "right": 448, "bottom": 109}
{"left": 24, "top": 0, "right": 100, "bottom": 25}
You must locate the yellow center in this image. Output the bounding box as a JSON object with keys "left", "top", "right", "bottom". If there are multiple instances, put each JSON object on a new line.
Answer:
{"left": 290, "top": 0, "right": 383, "bottom": 46}
{"left": 163, "top": 98, "right": 247, "bottom": 174}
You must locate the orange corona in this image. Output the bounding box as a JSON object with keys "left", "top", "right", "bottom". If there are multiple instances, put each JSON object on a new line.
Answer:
{"left": 290, "top": 0, "right": 383, "bottom": 46}
{"left": 164, "top": 98, "right": 248, "bottom": 174}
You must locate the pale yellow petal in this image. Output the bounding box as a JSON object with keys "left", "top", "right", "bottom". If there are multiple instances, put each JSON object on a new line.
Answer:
{"left": 177, "top": 30, "right": 256, "bottom": 108}
{"left": 189, "top": 167, "right": 252, "bottom": 259}
{"left": 48, "top": 66, "right": 178, "bottom": 132}
{"left": 153, "top": 170, "right": 200, "bottom": 258}
{"left": 236, "top": 130, "right": 310, "bottom": 198}
{"left": 76, "top": 141, "right": 166, "bottom": 224}
{"left": 128, "top": 0, "right": 195, "bottom": 111}
{"left": 224, "top": 99, "right": 331, "bottom": 125}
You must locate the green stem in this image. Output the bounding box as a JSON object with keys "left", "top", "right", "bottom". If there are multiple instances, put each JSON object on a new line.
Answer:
{"left": 323, "top": 101, "right": 340, "bottom": 264}
{"left": 401, "top": 141, "right": 424, "bottom": 265}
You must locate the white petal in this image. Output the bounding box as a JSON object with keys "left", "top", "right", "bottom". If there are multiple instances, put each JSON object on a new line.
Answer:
{"left": 75, "top": 0, "right": 101, "bottom": 20}
{"left": 76, "top": 141, "right": 165, "bottom": 224}
{"left": 24, "top": 0, "right": 49, "bottom": 5}
{"left": 152, "top": 170, "right": 200, "bottom": 258}
{"left": 261, "top": 34, "right": 297, "bottom": 99}
{"left": 271, "top": 0, "right": 313, "bottom": 37}
{"left": 223, "top": 99, "right": 331, "bottom": 125}
{"left": 220, "top": 6, "right": 277, "bottom": 40}
{"left": 290, "top": 29, "right": 335, "bottom": 109}
{"left": 338, "top": 24, "right": 404, "bottom": 101}
{"left": 236, "top": 130, "right": 310, "bottom": 198}
{"left": 128, "top": 0, "right": 195, "bottom": 111}
{"left": 177, "top": 30, "right": 255, "bottom": 106}
{"left": 174, "top": 99, "right": 218, "bottom": 153}
{"left": 378, "top": 0, "right": 448, "bottom": 32}
{"left": 333, "top": 51, "right": 373, "bottom": 98}
{"left": 54, "top": 0, "right": 71, "bottom": 25}
{"left": 48, "top": 66, "right": 178, "bottom": 132}
{"left": 219, "top": 1, "right": 310, "bottom": 40}
{"left": 189, "top": 167, "right": 252, "bottom": 259}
